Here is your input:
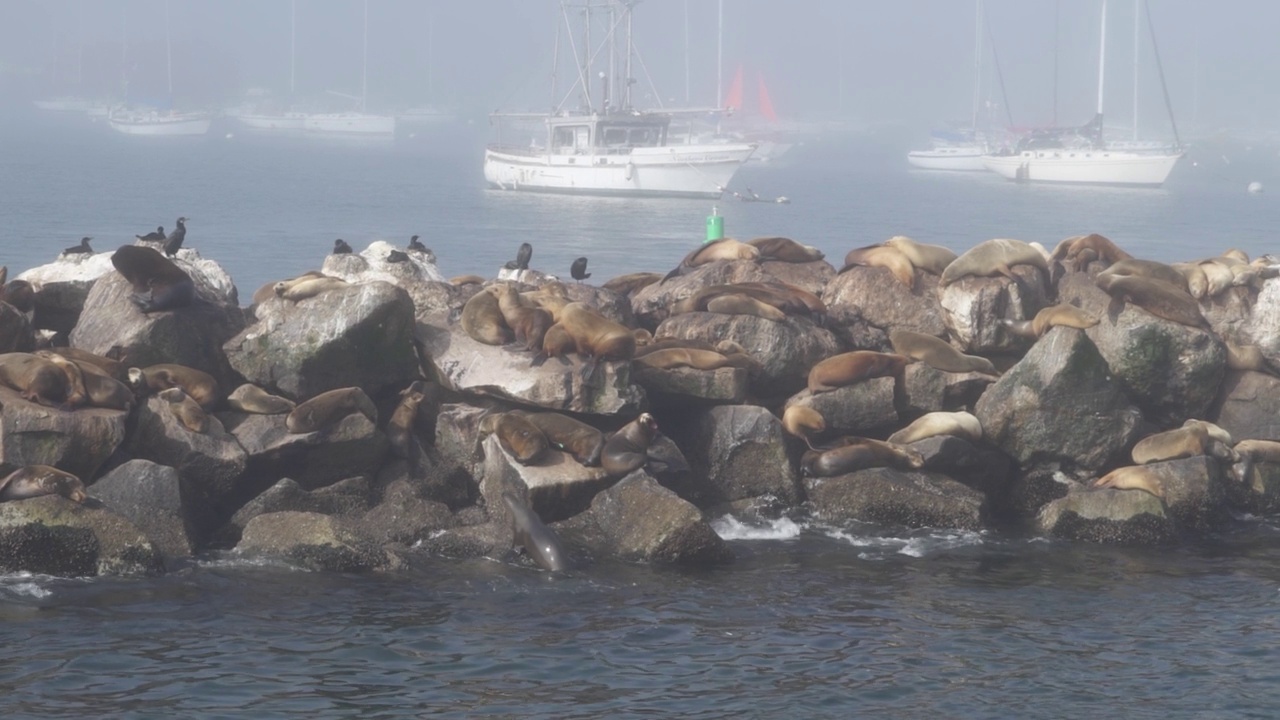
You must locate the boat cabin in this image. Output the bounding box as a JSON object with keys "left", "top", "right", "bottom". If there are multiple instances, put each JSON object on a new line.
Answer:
{"left": 546, "top": 114, "right": 669, "bottom": 155}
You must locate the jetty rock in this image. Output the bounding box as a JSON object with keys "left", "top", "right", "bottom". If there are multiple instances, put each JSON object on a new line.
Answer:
{"left": 938, "top": 265, "right": 1051, "bottom": 354}
{"left": 0, "top": 302, "right": 34, "bottom": 353}
{"left": 322, "top": 239, "right": 446, "bottom": 286}
{"left": 0, "top": 386, "right": 128, "bottom": 481}
{"left": 221, "top": 476, "right": 374, "bottom": 546}
{"left": 225, "top": 280, "right": 419, "bottom": 401}
{"left": 17, "top": 250, "right": 116, "bottom": 335}
{"left": 631, "top": 260, "right": 774, "bottom": 329}
{"left": 1209, "top": 370, "right": 1280, "bottom": 442}
{"left": 634, "top": 365, "right": 750, "bottom": 406}
{"left": 805, "top": 467, "right": 988, "bottom": 531}
{"left": 784, "top": 378, "right": 899, "bottom": 437}
{"left": 235, "top": 510, "right": 397, "bottom": 573}
{"left": 675, "top": 404, "right": 801, "bottom": 507}
{"left": 0, "top": 494, "right": 162, "bottom": 577}
{"left": 479, "top": 433, "right": 613, "bottom": 524}
{"left": 89, "top": 459, "right": 197, "bottom": 562}
{"left": 823, "top": 265, "right": 948, "bottom": 340}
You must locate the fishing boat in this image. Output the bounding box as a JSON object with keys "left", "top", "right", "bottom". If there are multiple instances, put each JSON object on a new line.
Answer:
{"left": 982, "top": 0, "right": 1182, "bottom": 186}
{"left": 484, "top": 0, "right": 754, "bottom": 199}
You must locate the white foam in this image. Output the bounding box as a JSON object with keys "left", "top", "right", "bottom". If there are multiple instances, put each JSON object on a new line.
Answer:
{"left": 818, "top": 525, "right": 986, "bottom": 559}
{"left": 711, "top": 514, "right": 803, "bottom": 541}
{"left": 0, "top": 571, "right": 56, "bottom": 598}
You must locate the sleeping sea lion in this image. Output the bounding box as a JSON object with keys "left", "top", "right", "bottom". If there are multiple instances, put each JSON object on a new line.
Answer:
{"left": 800, "top": 438, "right": 924, "bottom": 477}
{"left": 886, "top": 411, "right": 983, "bottom": 445}
{"left": 633, "top": 347, "right": 757, "bottom": 372}
{"left": 748, "top": 236, "right": 825, "bottom": 263}
{"left": 602, "top": 413, "right": 659, "bottom": 477}
{"left": 999, "top": 304, "right": 1101, "bottom": 339}
{"left": 46, "top": 347, "right": 126, "bottom": 382}
{"left": 460, "top": 285, "right": 512, "bottom": 345}
{"left": 509, "top": 410, "right": 605, "bottom": 466}
{"left": 840, "top": 244, "right": 915, "bottom": 287}
{"left": 157, "top": 386, "right": 211, "bottom": 433}
{"left": 35, "top": 350, "right": 87, "bottom": 409}
{"left": 0, "top": 352, "right": 69, "bottom": 407}
{"left": 0, "top": 465, "right": 86, "bottom": 503}
{"left": 1096, "top": 258, "right": 1188, "bottom": 291}
{"left": 1131, "top": 425, "right": 1209, "bottom": 465}
{"left": 602, "top": 272, "right": 664, "bottom": 297}
{"left": 254, "top": 271, "right": 325, "bottom": 305}
{"left": 883, "top": 235, "right": 957, "bottom": 275}
{"left": 128, "top": 364, "right": 219, "bottom": 410}
{"left": 704, "top": 293, "right": 787, "bottom": 321}
{"left": 482, "top": 412, "right": 549, "bottom": 465}
{"left": 807, "top": 351, "right": 909, "bottom": 393}
{"left": 888, "top": 329, "right": 997, "bottom": 375}
{"left": 663, "top": 239, "right": 761, "bottom": 280}
{"left": 286, "top": 387, "right": 378, "bottom": 434}
{"left": 938, "top": 238, "right": 1049, "bottom": 286}
{"left": 227, "top": 383, "right": 295, "bottom": 414}
{"left": 449, "top": 274, "right": 487, "bottom": 287}
{"left": 559, "top": 302, "right": 636, "bottom": 365}
{"left": 1095, "top": 273, "right": 1206, "bottom": 328}
{"left": 1091, "top": 465, "right": 1165, "bottom": 499}
{"left": 274, "top": 275, "right": 349, "bottom": 302}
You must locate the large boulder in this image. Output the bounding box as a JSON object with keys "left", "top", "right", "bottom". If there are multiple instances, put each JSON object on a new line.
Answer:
{"left": 18, "top": 252, "right": 117, "bottom": 335}
{"left": 1036, "top": 488, "right": 1175, "bottom": 544}
{"left": 822, "top": 265, "right": 947, "bottom": 340}
{"left": 975, "top": 327, "right": 1142, "bottom": 474}
{"left": 322, "top": 240, "right": 447, "bottom": 286}
{"left": 938, "top": 265, "right": 1051, "bottom": 354}
{"left": 633, "top": 366, "right": 749, "bottom": 406}
{"left": 419, "top": 322, "right": 646, "bottom": 416}
{"left": 1236, "top": 278, "right": 1280, "bottom": 367}
{"left": 784, "top": 378, "right": 899, "bottom": 437}
{"left": 223, "top": 476, "right": 374, "bottom": 545}
{"left": 0, "top": 386, "right": 127, "bottom": 481}
{"left": 224, "top": 280, "right": 419, "bottom": 401}
{"left": 805, "top": 468, "right": 988, "bottom": 530}
{"left": 224, "top": 410, "right": 388, "bottom": 494}
{"left": 0, "top": 495, "right": 162, "bottom": 576}
{"left": 1210, "top": 370, "right": 1280, "bottom": 442}
{"left": 0, "top": 302, "right": 33, "bottom": 353}
{"left": 678, "top": 405, "right": 801, "bottom": 506}
{"left": 235, "top": 511, "right": 394, "bottom": 572}
{"left": 352, "top": 479, "right": 455, "bottom": 546}
{"left": 89, "top": 459, "right": 196, "bottom": 560}
{"left": 899, "top": 362, "right": 997, "bottom": 416}
{"left": 759, "top": 260, "right": 835, "bottom": 297}
{"left": 478, "top": 434, "right": 612, "bottom": 523}
{"left": 631, "top": 260, "right": 773, "bottom": 329}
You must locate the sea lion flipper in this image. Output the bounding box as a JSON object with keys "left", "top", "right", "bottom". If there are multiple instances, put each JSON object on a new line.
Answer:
{"left": 580, "top": 357, "right": 600, "bottom": 384}
{"left": 996, "top": 263, "right": 1016, "bottom": 281}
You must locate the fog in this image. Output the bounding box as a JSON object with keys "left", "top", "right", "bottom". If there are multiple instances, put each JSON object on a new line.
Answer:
{"left": 2, "top": 0, "right": 1277, "bottom": 134}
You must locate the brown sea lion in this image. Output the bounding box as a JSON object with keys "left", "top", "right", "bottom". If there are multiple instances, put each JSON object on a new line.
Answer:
{"left": 0, "top": 352, "right": 69, "bottom": 407}
{"left": 1232, "top": 439, "right": 1280, "bottom": 484}
{"left": 938, "top": 238, "right": 1049, "bottom": 286}
{"left": 274, "top": 275, "right": 349, "bottom": 301}
{"left": 1096, "top": 258, "right": 1188, "bottom": 291}
{"left": 634, "top": 347, "right": 756, "bottom": 372}
{"left": 35, "top": 350, "right": 87, "bottom": 409}
{"left": 47, "top": 347, "right": 127, "bottom": 382}
{"left": 1183, "top": 419, "right": 1232, "bottom": 446}
{"left": 602, "top": 413, "right": 659, "bottom": 478}
{"left": 748, "top": 236, "right": 825, "bottom": 263}
{"left": 887, "top": 411, "right": 983, "bottom": 445}
{"left": 559, "top": 302, "right": 636, "bottom": 363}
{"left": 387, "top": 381, "right": 426, "bottom": 460}
{"left": 999, "top": 304, "right": 1101, "bottom": 339}
{"left": 1225, "top": 342, "right": 1275, "bottom": 374}
{"left": 888, "top": 329, "right": 997, "bottom": 375}
{"left": 1091, "top": 465, "right": 1165, "bottom": 499}
{"left": 509, "top": 410, "right": 605, "bottom": 467}
{"left": 157, "top": 386, "right": 211, "bottom": 433}
{"left": 1050, "top": 233, "right": 1133, "bottom": 271}
{"left": 704, "top": 293, "right": 787, "bottom": 321}
{"left": 538, "top": 322, "right": 576, "bottom": 362}
{"left": 460, "top": 285, "right": 512, "bottom": 345}
{"left": 0, "top": 465, "right": 86, "bottom": 503}
{"left": 602, "top": 272, "right": 664, "bottom": 297}
{"left": 254, "top": 271, "right": 324, "bottom": 305}
{"left": 502, "top": 491, "right": 570, "bottom": 572}
{"left": 110, "top": 244, "right": 195, "bottom": 312}
{"left": 286, "top": 386, "right": 378, "bottom": 434}
{"left": 677, "top": 238, "right": 761, "bottom": 268}
{"left": 1131, "top": 425, "right": 1209, "bottom": 465}
{"left": 128, "top": 364, "right": 219, "bottom": 410}
{"left": 800, "top": 438, "right": 924, "bottom": 477}
{"left": 481, "top": 412, "right": 549, "bottom": 465}
{"left": 735, "top": 281, "right": 827, "bottom": 317}
{"left": 807, "top": 351, "right": 909, "bottom": 394}
{"left": 782, "top": 405, "right": 826, "bottom": 449}
{"left": 491, "top": 283, "right": 553, "bottom": 351}
{"left": 883, "top": 235, "right": 957, "bottom": 275}
{"left": 633, "top": 328, "right": 653, "bottom": 346}
{"left": 227, "top": 383, "right": 295, "bottom": 414}
{"left": 449, "top": 274, "right": 487, "bottom": 286}
{"left": 1095, "top": 273, "right": 1206, "bottom": 328}
{"left": 72, "top": 364, "right": 134, "bottom": 411}
{"left": 0, "top": 280, "right": 35, "bottom": 313}
{"left": 840, "top": 244, "right": 915, "bottom": 287}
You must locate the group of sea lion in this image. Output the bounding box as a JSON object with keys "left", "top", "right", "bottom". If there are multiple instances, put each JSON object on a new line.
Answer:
{"left": 480, "top": 409, "right": 658, "bottom": 479}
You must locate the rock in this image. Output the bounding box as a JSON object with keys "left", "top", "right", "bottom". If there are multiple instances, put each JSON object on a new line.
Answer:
{"left": 419, "top": 322, "right": 646, "bottom": 416}
{"left": 899, "top": 362, "right": 996, "bottom": 416}
{"left": 1237, "top": 277, "right": 1280, "bottom": 367}
{"left": 421, "top": 403, "right": 493, "bottom": 507}
{"left": 225, "top": 280, "right": 419, "bottom": 401}
{"left": 1231, "top": 458, "right": 1280, "bottom": 515}
{"left": 906, "top": 435, "right": 1014, "bottom": 520}
{"left": 822, "top": 265, "right": 947, "bottom": 339}
{"left": 759, "top": 259, "right": 835, "bottom": 297}
{"left": 1036, "top": 487, "right": 1175, "bottom": 544}
{"left": 225, "top": 410, "right": 388, "bottom": 494}
{"left": 353, "top": 479, "right": 454, "bottom": 545}
{"left": 1084, "top": 304, "right": 1225, "bottom": 426}
{"left": 938, "top": 265, "right": 1050, "bottom": 354}
{"left": 478, "top": 434, "right": 612, "bottom": 523}
{"left": 166, "top": 247, "right": 240, "bottom": 306}
{"left": 633, "top": 366, "right": 749, "bottom": 406}
{"left": 1150, "top": 456, "right": 1232, "bottom": 533}
{"left": 805, "top": 468, "right": 987, "bottom": 530}
{"left": 784, "top": 378, "right": 899, "bottom": 436}
{"left": 235, "top": 511, "right": 393, "bottom": 572}
{"left": 975, "top": 327, "right": 1141, "bottom": 474}
{"left": 679, "top": 405, "right": 800, "bottom": 506}
{"left": 323, "top": 240, "right": 447, "bottom": 286}
{"left": 558, "top": 283, "right": 635, "bottom": 327}
{"left": 89, "top": 459, "right": 196, "bottom": 560}
{"left": 557, "top": 470, "right": 733, "bottom": 565}
{"left": 631, "top": 260, "right": 773, "bottom": 329}
{"left": 0, "top": 302, "right": 34, "bottom": 353}
{"left": 1210, "top": 370, "right": 1280, "bottom": 441}
{"left": 223, "top": 476, "right": 373, "bottom": 544}
{"left": 70, "top": 271, "right": 245, "bottom": 391}
{"left": 0, "top": 386, "right": 127, "bottom": 481}
{"left": 18, "top": 252, "right": 116, "bottom": 335}
{"left": 656, "top": 312, "right": 840, "bottom": 397}
{"left": 0, "top": 495, "right": 162, "bottom": 576}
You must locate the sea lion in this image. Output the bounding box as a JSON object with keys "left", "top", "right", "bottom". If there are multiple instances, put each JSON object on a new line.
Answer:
{"left": 1095, "top": 273, "right": 1206, "bottom": 328}
{"left": 1225, "top": 342, "right": 1275, "bottom": 374}
{"left": 1182, "top": 418, "right": 1232, "bottom": 446}
{"left": 998, "top": 304, "right": 1101, "bottom": 339}
{"left": 72, "top": 365, "right": 134, "bottom": 411}
{"left": 938, "top": 238, "right": 1049, "bottom": 286}
{"left": 490, "top": 283, "right": 553, "bottom": 351}
{"left": 255, "top": 271, "right": 324, "bottom": 305}
{"left": 559, "top": 302, "right": 636, "bottom": 364}
{"left": 1131, "top": 425, "right": 1209, "bottom": 465}
{"left": 1091, "top": 465, "right": 1165, "bottom": 499}
{"left": 1197, "top": 259, "right": 1236, "bottom": 297}
{"left": 800, "top": 438, "right": 924, "bottom": 477}
{"left": 807, "top": 351, "right": 909, "bottom": 394}
{"left": 502, "top": 492, "right": 570, "bottom": 572}
{"left": 1096, "top": 258, "right": 1188, "bottom": 291}
{"left": 675, "top": 282, "right": 816, "bottom": 318}
{"left": 46, "top": 347, "right": 126, "bottom": 382}
{"left": 633, "top": 328, "right": 653, "bottom": 346}
{"left": 1, "top": 280, "right": 36, "bottom": 313}
{"left": 633, "top": 347, "right": 756, "bottom": 372}
{"left": 110, "top": 244, "right": 195, "bottom": 312}
{"left": 386, "top": 381, "right": 426, "bottom": 460}
{"left": 157, "top": 386, "right": 210, "bottom": 433}
{"left": 1174, "top": 262, "right": 1210, "bottom": 299}
{"left": 449, "top": 274, "right": 487, "bottom": 287}
{"left": 1049, "top": 233, "right": 1133, "bottom": 271}
{"left": 747, "top": 236, "right": 825, "bottom": 263}
{"left": 273, "top": 275, "right": 349, "bottom": 302}
{"left": 602, "top": 272, "right": 664, "bottom": 296}
{"left": 883, "top": 235, "right": 957, "bottom": 275}
{"left": 286, "top": 387, "right": 378, "bottom": 434}
{"left": 521, "top": 281, "right": 571, "bottom": 321}
{"left": 538, "top": 322, "right": 576, "bottom": 362}
{"left": 482, "top": 412, "right": 549, "bottom": 465}
{"left": 227, "top": 383, "right": 295, "bottom": 414}
{"left": 887, "top": 411, "right": 983, "bottom": 445}
{"left": 704, "top": 293, "right": 787, "bottom": 321}
{"left": 128, "top": 364, "right": 219, "bottom": 410}
{"left": 509, "top": 410, "right": 605, "bottom": 466}
{"left": 460, "top": 285, "right": 512, "bottom": 345}
{"left": 602, "top": 413, "right": 659, "bottom": 477}
{"left": 1232, "top": 439, "right": 1280, "bottom": 484}
{"left": 1223, "top": 248, "right": 1250, "bottom": 263}
{"left": 781, "top": 405, "right": 826, "bottom": 449}
{"left": 888, "top": 329, "right": 997, "bottom": 375}
{"left": 34, "top": 350, "right": 87, "bottom": 409}
{"left": 0, "top": 352, "right": 69, "bottom": 407}
{"left": 840, "top": 244, "right": 915, "bottom": 287}
{"left": 664, "top": 238, "right": 761, "bottom": 280}
{"left": 0, "top": 465, "right": 86, "bottom": 503}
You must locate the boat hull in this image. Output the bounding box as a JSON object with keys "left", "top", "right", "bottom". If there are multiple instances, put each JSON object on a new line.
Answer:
{"left": 237, "top": 113, "right": 307, "bottom": 131}
{"left": 108, "top": 113, "right": 213, "bottom": 136}
{"left": 982, "top": 150, "right": 1182, "bottom": 186}
{"left": 907, "top": 147, "right": 987, "bottom": 171}
{"left": 303, "top": 113, "right": 396, "bottom": 135}
{"left": 483, "top": 143, "right": 755, "bottom": 199}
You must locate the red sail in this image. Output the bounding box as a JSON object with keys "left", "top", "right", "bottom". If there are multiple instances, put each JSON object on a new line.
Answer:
{"left": 757, "top": 72, "right": 778, "bottom": 123}
{"left": 724, "top": 64, "right": 744, "bottom": 111}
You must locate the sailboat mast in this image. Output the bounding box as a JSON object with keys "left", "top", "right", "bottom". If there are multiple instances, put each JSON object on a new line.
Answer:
{"left": 1096, "top": 0, "right": 1106, "bottom": 118}
{"left": 362, "top": 0, "right": 368, "bottom": 113}
{"left": 971, "top": 0, "right": 982, "bottom": 131}
{"left": 625, "top": 3, "right": 634, "bottom": 110}
{"left": 1133, "top": 0, "right": 1139, "bottom": 140}
{"left": 165, "top": 0, "right": 172, "bottom": 97}
{"left": 683, "top": 0, "right": 690, "bottom": 104}
{"left": 290, "top": 0, "right": 296, "bottom": 96}
{"left": 716, "top": 0, "right": 723, "bottom": 109}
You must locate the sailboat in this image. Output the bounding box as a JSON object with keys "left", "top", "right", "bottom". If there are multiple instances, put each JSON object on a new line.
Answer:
{"left": 483, "top": 0, "right": 755, "bottom": 199}
{"left": 304, "top": 0, "right": 395, "bottom": 135}
{"left": 907, "top": 0, "right": 988, "bottom": 171}
{"left": 981, "top": 0, "right": 1182, "bottom": 186}
{"left": 108, "top": 0, "right": 212, "bottom": 136}
{"left": 233, "top": 1, "right": 306, "bottom": 131}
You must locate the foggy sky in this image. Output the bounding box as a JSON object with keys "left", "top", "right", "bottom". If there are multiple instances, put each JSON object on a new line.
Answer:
{"left": 2, "top": 0, "right": 1277, "bottom": 133}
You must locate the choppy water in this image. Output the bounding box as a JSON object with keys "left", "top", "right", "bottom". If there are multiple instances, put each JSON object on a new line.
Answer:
{"left": 4, "top": 108, "right": 1280, "bottom": 717}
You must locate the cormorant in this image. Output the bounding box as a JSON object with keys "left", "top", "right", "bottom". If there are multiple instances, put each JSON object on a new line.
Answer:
{"left": 136, "top": 226, "right": 165, "bottom": 243}
{"left": 407, "top": 235, "right": 429, "bottom": 253}
{"left": 333, "top": 239, "right": 353, "bottom": 255}
{"left": 504, "top": 242, "right": 533, "bottom": 270}
{"left": 570, "top": 256, "right": 591, "bottom": 282}
{"left": 63, "top": 237, "right": 94, "bottom": 255}
{"left": 163, "top": 218, "right": 187, "bottom": 256}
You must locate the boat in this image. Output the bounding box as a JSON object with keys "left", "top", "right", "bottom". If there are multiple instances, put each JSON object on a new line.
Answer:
{"left": 108, "top": 109, "right": 212, "bottom": 136}
{"left": 484, "top": 0, "right": 754, "bottom": 199}
{"left": 235, "top": 111, "right": 307, "bottom": 131}
{"left": 982, "top": 0, "right": 1182, "bottom": 186}
{"left": 33, "top": 96, "right": 94, "bottom": 113}
{"left": 304, "top": 112, "right": 395, "bottom": 135}
{"left": 908, "top": 1, "right": 990, "bottom": 171}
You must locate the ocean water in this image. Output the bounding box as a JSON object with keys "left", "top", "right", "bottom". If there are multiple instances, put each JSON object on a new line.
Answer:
{"left": 4, "top": 109, "right": 1280, "bottom": 717}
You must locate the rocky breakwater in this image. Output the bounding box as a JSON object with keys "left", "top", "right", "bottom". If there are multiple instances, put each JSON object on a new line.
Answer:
{"left": 1, "top": 232, "right": 1279, "bottom": 578}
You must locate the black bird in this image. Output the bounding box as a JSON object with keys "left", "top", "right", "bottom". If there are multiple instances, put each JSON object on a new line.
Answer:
{"left": 163, "top": 217, "right": 187, "bottom": 256}
{"left": 387, "top": 250, "right": 410, "bottom": 264}
{"left": 332, "top": 239, "right": 353, "bottom": 255}
{"left": 63, "top": 237, "right": 94, "bottom": 255}
{"left": 570, "top": 256, "right": 591, "bottom": 282}
{"left": 136, "top": 225, "right": 165, "bottom": 243}
{"left": 503, "top": 242, "right": 534, "bottom": 271}
{"left": 407, "top": 234, "right": 429, "bottom": 254}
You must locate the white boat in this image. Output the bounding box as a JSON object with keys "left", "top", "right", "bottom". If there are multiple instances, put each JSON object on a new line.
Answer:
{"left": 908, "top": 144, "right": 987, "bottom": 171}
{"left": 236, "top": 111, "right": 308, "bottom": 131}
{"left": 108, "top": 109, "right": 212, "bottom": 136}
{"left": 33, "top": 96, "right": 94, "bottom": 113}
{"left": 304, "top": 112, "right": 395, "bottom": 135}
{"left": 485, "top": 0, "right": 754, "bottom": 199}
{"left": 907, "top": 1, "right": 991, "bottom": 172}
{"left": 982, "top": 0, "right": 1182, "bottom": 186}
{"left": 485, "top": 113, "right": 755, "bottom": 198}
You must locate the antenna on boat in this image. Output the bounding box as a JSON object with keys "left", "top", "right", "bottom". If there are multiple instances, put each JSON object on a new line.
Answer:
{"left": 1142, "top": 0, "right": 1181, "bottom": 151}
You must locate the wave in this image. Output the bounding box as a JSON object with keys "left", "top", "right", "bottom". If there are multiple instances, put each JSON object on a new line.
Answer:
{"left": 818, "top": 523, "right": 987, "bottom": 559}
{"left": 711, "top": 514, "right": 804, "bottom": 541}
